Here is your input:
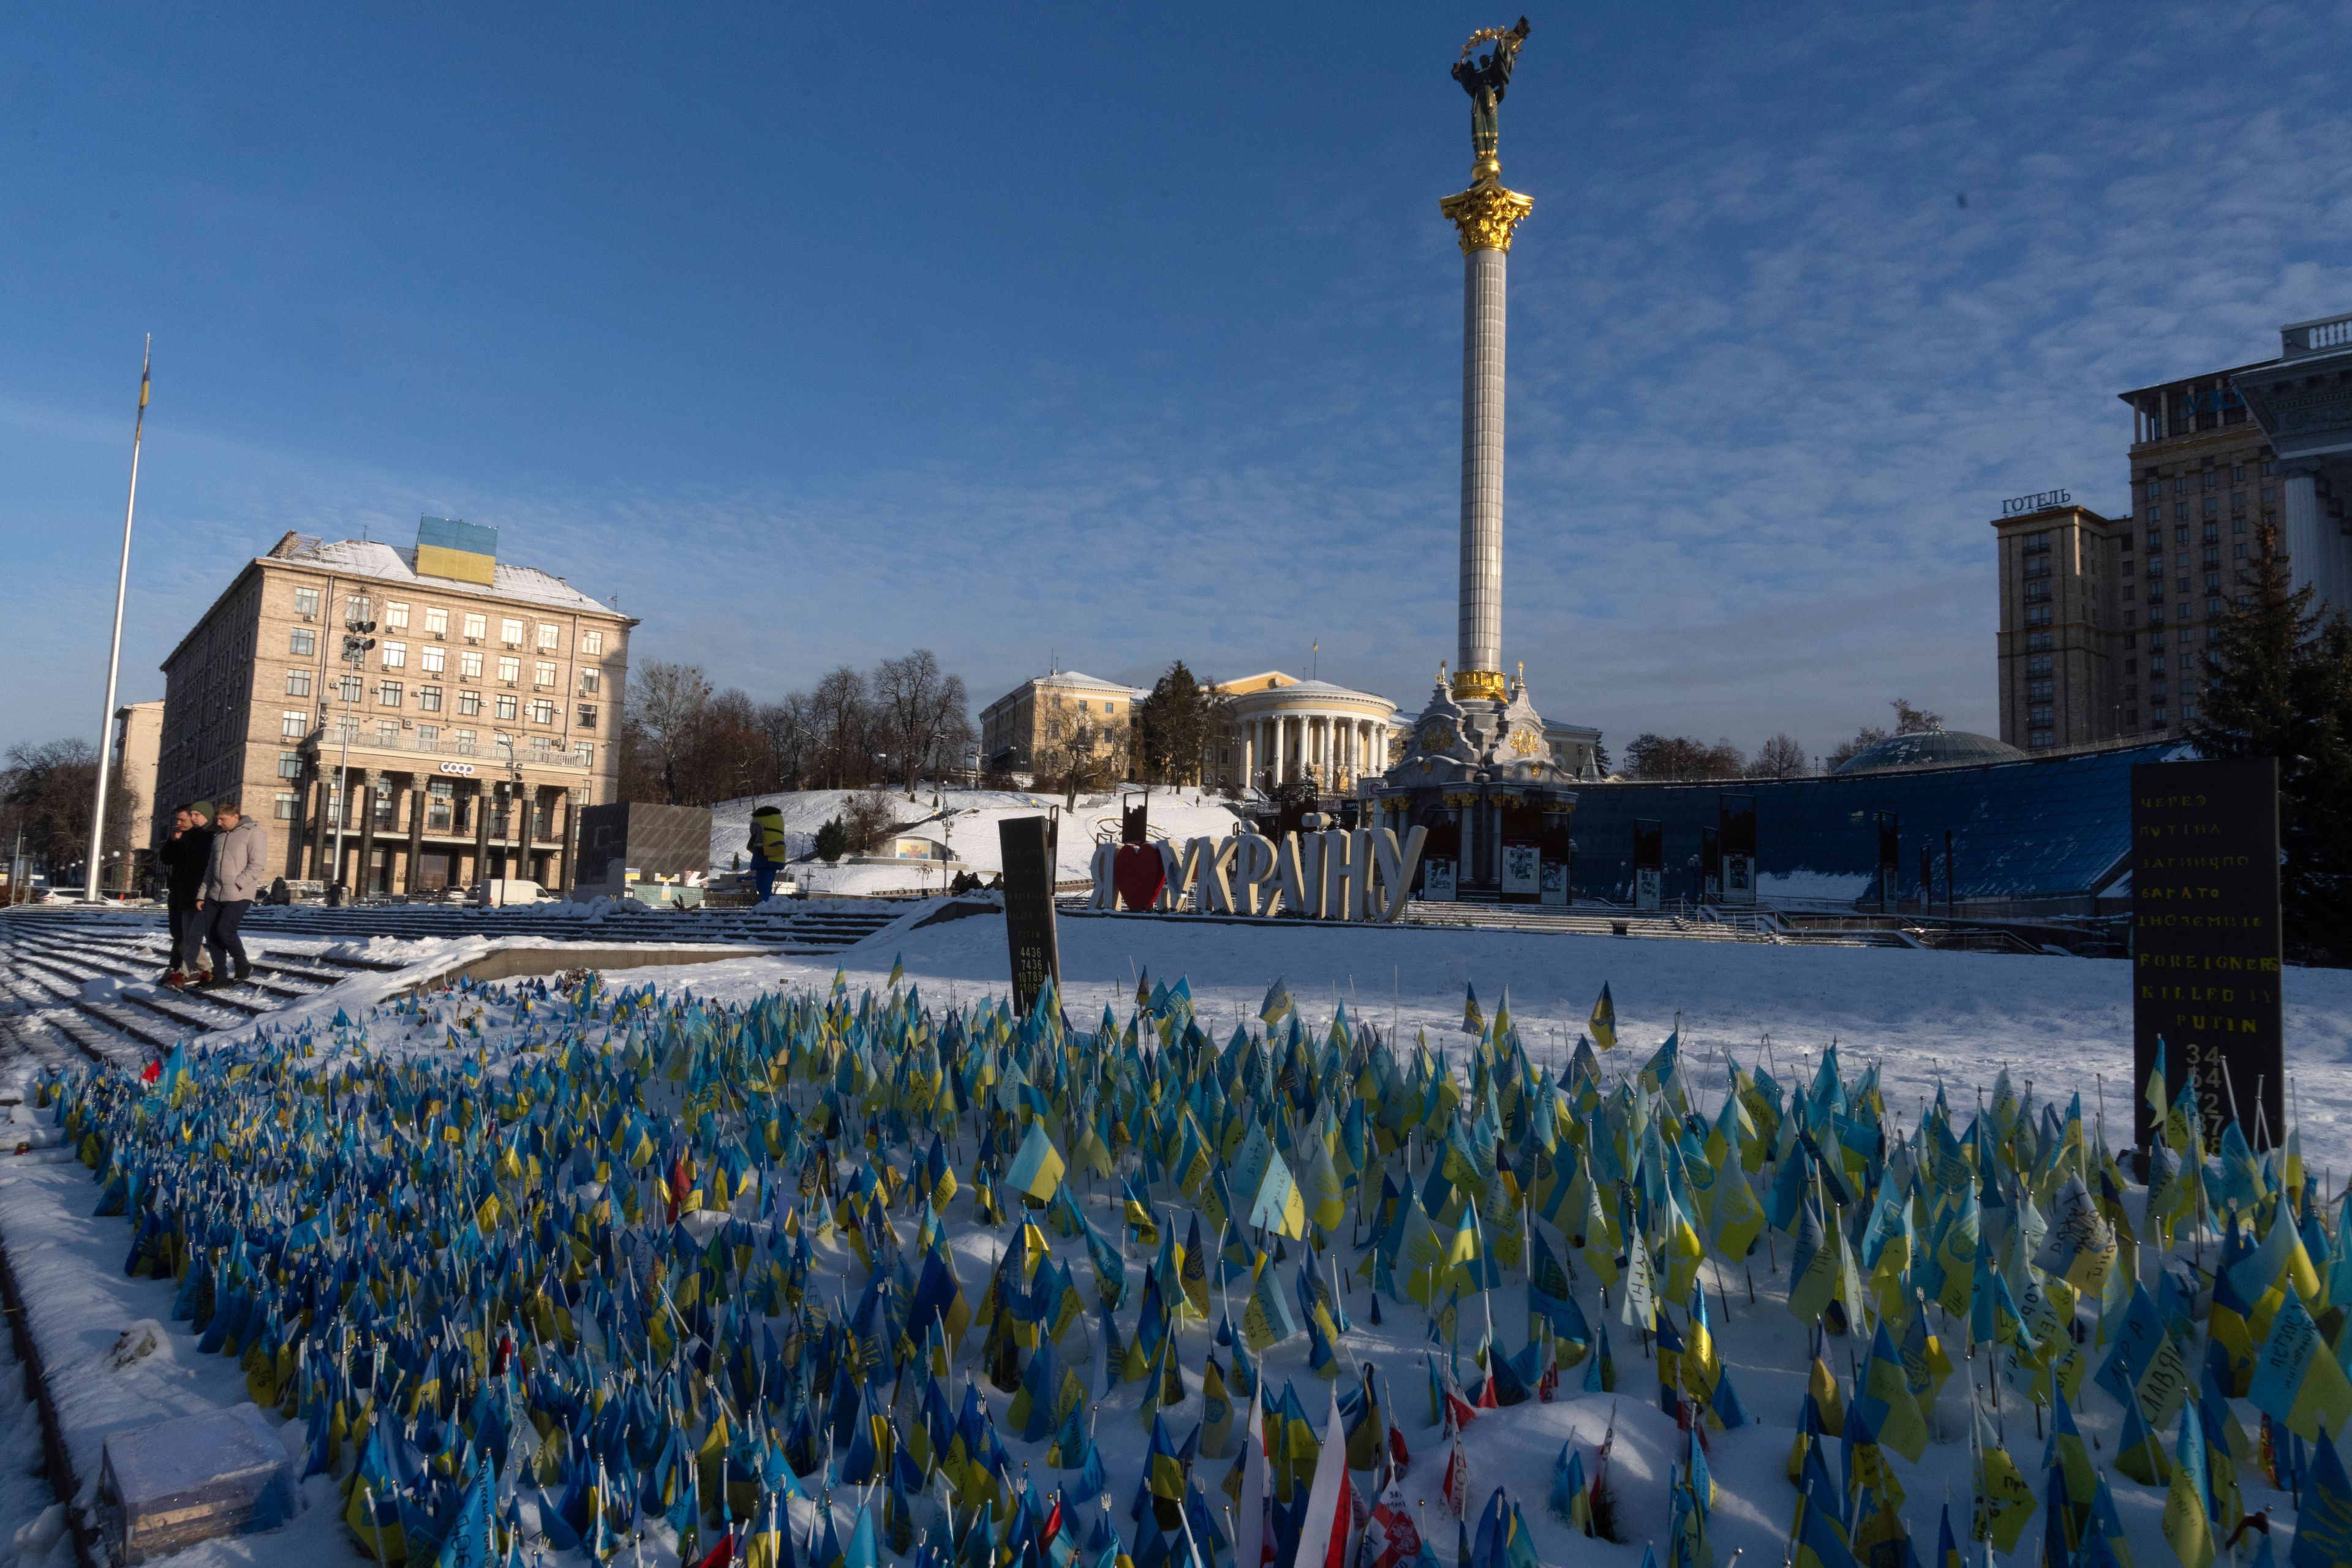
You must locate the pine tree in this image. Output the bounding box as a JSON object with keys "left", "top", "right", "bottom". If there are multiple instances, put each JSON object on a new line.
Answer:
{"left": 2186, "top": 526, "right": 2352, "bottom": 963}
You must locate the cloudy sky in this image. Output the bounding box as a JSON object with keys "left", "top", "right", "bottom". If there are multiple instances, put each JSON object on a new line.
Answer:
{"left": 6, "top": 2, "right": 2350, "bottom": 764}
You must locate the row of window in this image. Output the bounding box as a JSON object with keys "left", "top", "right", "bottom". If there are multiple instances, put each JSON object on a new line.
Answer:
{"left": 285, "top": 693, "right": 597, "bottom": 729}
{"left": 290, "top": 588, "right": 606, "bottom": 655}
{"left": 2143, "top": 462, "right": 2275, "bottom": 497}
{"left": 274, "top": 732, "right": 595, "bottom": 772}
{"left": 285, "top": 627, "right": 603, "bottom": 693}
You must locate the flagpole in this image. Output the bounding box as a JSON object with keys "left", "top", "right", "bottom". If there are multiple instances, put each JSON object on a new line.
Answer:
{"left": 83, "top": 336, "right": 149, "bottom": 903}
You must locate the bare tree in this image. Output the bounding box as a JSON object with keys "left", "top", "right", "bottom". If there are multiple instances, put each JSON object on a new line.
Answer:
{"left": 1623, "top": 734, "right": 1746, "bottom": 780}
{"left": 1749, "top": 733, "right": 1810, "bottom": 778}
{"left": 1033, "top": 715, "right": 1120, "bottom": 809}
{"left": 625, "top": 662, "right": 713, "bottom": 805}
{"left": 873, "top": 649, "right": 974, "bottom": 798}
{"left": 757, "top": 696, "right": 815, "bottom": 792}
{"left": 807, "top": 666, "right": 873, "bottom": 789}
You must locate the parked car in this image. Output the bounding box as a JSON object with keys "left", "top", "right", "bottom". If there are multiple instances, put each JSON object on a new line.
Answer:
{"left": 472, "top": 878, "right": 557, "bottom": 907}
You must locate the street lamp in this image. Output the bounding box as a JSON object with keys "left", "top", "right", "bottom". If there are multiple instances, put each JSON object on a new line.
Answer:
{"left": 492, "top": 733, "right": 523, "bottom": 904}
{"left": 326, "top": 612, "right": 377, "bottom": 904}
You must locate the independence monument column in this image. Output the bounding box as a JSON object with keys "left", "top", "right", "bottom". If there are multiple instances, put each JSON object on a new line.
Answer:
{"left": 1439, "top": 19, "right": 1532, "bottom": 706}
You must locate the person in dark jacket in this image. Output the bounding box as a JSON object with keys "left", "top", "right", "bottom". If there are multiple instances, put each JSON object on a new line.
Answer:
{"left": 156, "top": 803, "right": 214, "bottom": 985}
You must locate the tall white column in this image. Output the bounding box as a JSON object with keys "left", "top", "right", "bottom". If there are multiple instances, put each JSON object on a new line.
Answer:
{"left": 1241, "top": 724, "right": 1255, "bottom": 792}
{"left": 1460, "top": 245, "right": 1506, "bottom": 687}
{"left": 1272, "top": 717, "right": 1286, "bottom": 785}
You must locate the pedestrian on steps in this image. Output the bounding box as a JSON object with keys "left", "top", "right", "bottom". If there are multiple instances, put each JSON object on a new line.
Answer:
{"left": 190, "top": 797, "right": 267, "bottom": 989}
{"left": 156, "top": 802, "right": 214, "bottom": 986}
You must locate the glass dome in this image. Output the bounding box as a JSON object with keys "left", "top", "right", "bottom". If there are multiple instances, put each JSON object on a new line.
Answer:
{"left": 1834, "top": 728, "right": 2027, "bottom": 775}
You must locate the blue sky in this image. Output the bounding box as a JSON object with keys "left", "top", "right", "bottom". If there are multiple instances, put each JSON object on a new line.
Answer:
{"left": 7, "top": 3, "right": 2350, "bottom": 764}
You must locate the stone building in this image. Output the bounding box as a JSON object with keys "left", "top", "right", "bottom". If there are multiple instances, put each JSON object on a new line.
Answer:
{"left": 107, "top": 699, "right": 163, "bottom": 895}
{"left": 1990, "top": 323, "right": 2317, "bottom": 752}
{"left": 152, "top": 521, "right": 634, "bottom": 895}
{"left": 977, "top": 669, "right": 1145, "bottom": 780}
{"left": 1210, "top": 671, "right": 1398, "bottom": 794}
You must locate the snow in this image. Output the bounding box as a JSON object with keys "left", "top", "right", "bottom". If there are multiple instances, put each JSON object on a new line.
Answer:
{"left": 4, "top": 913, "right": 2351, "bottom": 1567}
{"left": 709, "top": 787, "right": 1248, "bottom": 881}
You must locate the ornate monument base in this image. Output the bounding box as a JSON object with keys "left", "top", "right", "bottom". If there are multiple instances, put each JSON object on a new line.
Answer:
{"left": 1373, "top": 668, "right": 1577, "bottom": 903}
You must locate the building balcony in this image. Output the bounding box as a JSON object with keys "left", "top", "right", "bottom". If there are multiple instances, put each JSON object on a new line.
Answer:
{"left": 314, "top": 729, "right": 593, "bottom": 772}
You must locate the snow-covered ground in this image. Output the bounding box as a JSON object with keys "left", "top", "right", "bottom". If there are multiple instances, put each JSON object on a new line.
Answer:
{"left": 709, "top": 787, "right": 1248, "bottom": 882}
{"left": 4, "top": 914, "right": 2350, "bottom": 1567}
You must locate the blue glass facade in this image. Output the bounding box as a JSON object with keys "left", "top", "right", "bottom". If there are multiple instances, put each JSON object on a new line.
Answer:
{"left": 1566, "top": 742, "right": 2179, "bottom": 904}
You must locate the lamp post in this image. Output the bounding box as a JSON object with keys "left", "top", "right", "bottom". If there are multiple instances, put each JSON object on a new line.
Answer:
{"left": 326, "top": 611, "right": 377, "bottom": 903}
{"left": 494, "top": 733, "right": 522, "bottom": 903}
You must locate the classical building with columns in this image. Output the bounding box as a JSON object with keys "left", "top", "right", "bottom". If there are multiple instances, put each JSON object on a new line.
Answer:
{"left": 153, "top": 522, "right": 633, "bottom": 896}
{"left": 1210, "top": 672, "right": 1399, "bottom": 794}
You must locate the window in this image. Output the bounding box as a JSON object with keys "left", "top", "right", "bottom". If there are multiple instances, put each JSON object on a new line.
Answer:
{"left": 2183, "top": 703, "right": 2199, "bottom": 722}
{"left": 2174, "top": 503, "right": 2188, "bottom": 521}
{"left": 453, "top": 729, "right": 478, "bottom": 758}
{"left": 529, "top": 698, "right": 555, "bottom": 725}
{"left": 2235, "top": 543, "right": 2248, "bottom": 560}
{"left": 274, "top": 791, "right": 298, "bottom": 820}
{"left": 2029, "top": 731, "right": 2054, "bottom": 750}
{"left": 424, "top": 606, "right": 448, "bottom": 636}
{"left": 577, "top": 703, "right": 599, "bottom": 729}
{"left": 459, "top": 691, "right": 483, "bottom": 717}
{"left": 428, "top": 780, "right": 455, "bottom": 830}
{"left": 290, "top": 628, "right": 316, "bottom": 657}
{"left": 463, "top": 612, "right": 487, "bottom": 641}
{"left": 420, "top": 646, "right": 445, "bottom": 674}
{"left": 2026, "top": 631, "right": 2052, "bottom": 652}
{"left": 277, "top": 752, "right": 303, "bottom": 779}
{"left": 293, "top": 587, "right": 321, "bottom": 619}
{"left": 496, "top": 694, "right": 518, "bottom": 720}
{"left": 579, "top": 668, "right": 600, "bottom": 694}
{"left": 385, "top": 601, "right": 410, "bottom": 630}
{"left": 2023, "top": 557, "right": 2051, "bottom": 579}
{"left": 2236, "top": 518, "right": 2249, "bottom": 536}
{"left": 381, "top": 641, "right": 407, "bottom": 669}
{"left": 2120, "top": 533, "right": 2133, "bottom": 552}
{"left": 285, "top": 669, "right": 312, "bottom": 696}
{"left": 2023, "top": 531, "right": 2051, "bottom": 553}
{"left": 375, "top": 721, "right": 401, "bottom": 747}
{"left": 2027, "top": 679, "right": 2052, "bottom": 701}
{"left": 2027, "top": 654, "right": 2053, "bottom": 677}
{"left": 378, "top": 680, "right": 404, "bottom": 707}
{"left": 2144, "top": 478, "right": 2162, "bottom": 500}
{"left": 2146, "top": 530, "right": 2162, "bottom": 550}
{"left": 2231, "top": 491, "right": 2245, "bottom": 513}
{"left": 581, "top": 629, "right": 603, "bottom": 655}
{"left": 419, "top": 686, "right": 443, "bottom": 712}
{"left": 339, "top": 674, "right": 364, "bottom": 701}
{"left": 332, "top": 715, "right": 359, "bottom": 744}
{"left": 497, "top": 655, "right": 521, "bottom": 683}
{"left": 2231, "top": 464, "right": 2245, "bottom": 482}
{"left": 459, "top": 650, "right": 483, "bottom": 679}
{"left": 2203, "top": 526, "right": 2218, "bottom": 547}
{"left": 537, "top": 624, "right": 559, "bottom": 651}
{"left": 500, "top": 617, "right": 524, "bottom": 646}
{"left": 534, "top": 660, "right": 556, "bottom": 687}
{"left": 417, "top": 724, "right": 439, "bottom": 748}
{"left": 2201, "top": 470, "right": 2215, "bottom": 491}
{"left": 2026, "top": 606, "right": 2051, "bottom": 627}
{"left": 345, "top": 594, "right": 373, "bottom": 625}
{"left": 572, "top": 742, "right": 595, "bottom": 769}
{"left": 2024, "top": 581, "right": 2051, "bottom": 601}
{"left": 2203, "top": 497, "right": 2217, "bottom": 516}
{"left": 2028, "top": 706, "right": 2053, "bottom": 726}
{"left": 527, "top": 734, "right": 553, "bottom": 763}
{"left": 2263, "top": 485, "right": 2277, "bottom": 502}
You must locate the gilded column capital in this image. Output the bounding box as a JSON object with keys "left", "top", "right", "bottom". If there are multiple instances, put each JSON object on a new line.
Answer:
{"left": 1439, "top": 179, "right": 1533, "bottom": 255}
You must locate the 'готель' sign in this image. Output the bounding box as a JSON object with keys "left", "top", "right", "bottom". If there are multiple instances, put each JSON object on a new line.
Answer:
{"left": 2131, "top": 757, "right": 2283, "bottom": 1150}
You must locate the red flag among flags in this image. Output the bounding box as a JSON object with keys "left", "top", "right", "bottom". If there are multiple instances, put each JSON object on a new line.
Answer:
{"left": 1360, "top": 1478, "right": 1423, "bottom": 1568}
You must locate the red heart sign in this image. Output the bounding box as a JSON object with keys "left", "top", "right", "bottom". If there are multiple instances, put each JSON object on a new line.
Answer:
{"left": 1113, "top": 843, "right": 1166, "bottom": 911}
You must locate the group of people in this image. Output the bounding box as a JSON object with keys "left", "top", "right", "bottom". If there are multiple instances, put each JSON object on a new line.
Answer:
{"left": 154, "top": 797, "right": 268, "bottom": 989}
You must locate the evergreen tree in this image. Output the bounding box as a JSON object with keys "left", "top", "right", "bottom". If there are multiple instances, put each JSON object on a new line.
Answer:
{"left": 2186, "top": 526, "right": 2352, "bottom": 963}
{"left": 1134, "top": 661, "right": 1228, "bottom": 788}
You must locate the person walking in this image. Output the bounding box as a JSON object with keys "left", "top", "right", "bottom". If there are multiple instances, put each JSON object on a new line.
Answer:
{"left": 155, "top": 803, "right": 214, "bottom": 985}
{"left": 191, "top": 797, "right": 267, "bottom": 989}
{"left": 747, "top": 804, "right": 787, "bottom": 902}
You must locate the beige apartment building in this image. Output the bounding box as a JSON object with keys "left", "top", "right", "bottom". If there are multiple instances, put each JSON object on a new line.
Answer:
{"left": 106, "top": 700, "right": 164, "bottom": 896}
{"left": 1992, "top": 342, "right": 2288, "bottom": 751}
{"left": 978, "top": 669, "right": 1145, "bottom": 778}
{"left": 153, "top": 521, "right": 635, "bottom": 895}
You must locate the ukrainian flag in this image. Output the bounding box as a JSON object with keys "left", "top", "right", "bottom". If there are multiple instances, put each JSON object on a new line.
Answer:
{"left": 413, "top": 515, "right": 498, "bottom": 585}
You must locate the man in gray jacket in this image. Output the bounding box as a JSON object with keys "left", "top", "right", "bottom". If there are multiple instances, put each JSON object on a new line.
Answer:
{"left": 188, "top": 797, "right": 266, "bottom": 988}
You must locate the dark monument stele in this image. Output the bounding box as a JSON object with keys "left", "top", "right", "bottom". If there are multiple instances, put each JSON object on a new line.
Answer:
{"left": 998, "top": 815, "right": 1061, "bottom": 1017}
{"left": 2131, "top": 757, "right": 2283, "bottom": 1150}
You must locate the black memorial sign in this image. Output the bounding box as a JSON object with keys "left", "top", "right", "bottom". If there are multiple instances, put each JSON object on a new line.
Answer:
{"left": 998, "top": 815, "right": 1061, "bottom": 1017}
{"left": 2132, "top": 758, "right": 2283, "bottom": 1150}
